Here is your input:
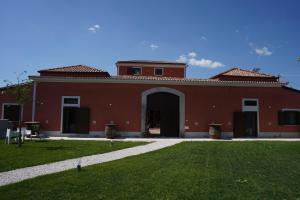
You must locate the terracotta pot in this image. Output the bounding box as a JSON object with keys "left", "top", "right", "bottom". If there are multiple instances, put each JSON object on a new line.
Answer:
{"left": 210, "top": 134, "right": 221, "bottom": 139}
{"left": 209, "top": 123, "right": 222, "bottom": 139}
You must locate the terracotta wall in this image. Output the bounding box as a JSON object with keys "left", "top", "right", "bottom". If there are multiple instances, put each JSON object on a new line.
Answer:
{"left": 34, "top": 82, "right": 300, "bottom": 133}
{"left": 118, "top": 66, "right": 185, "bottom": 78}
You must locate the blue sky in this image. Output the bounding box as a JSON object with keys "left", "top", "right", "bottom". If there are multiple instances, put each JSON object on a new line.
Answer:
{"left": 0, "top": 0, "right": 300, "bottom": 88}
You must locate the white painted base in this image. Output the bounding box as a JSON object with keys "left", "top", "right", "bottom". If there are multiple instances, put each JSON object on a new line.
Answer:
{"left": 222, "top": 132, "right": 234, "bottom": 138}
{"left": 185, "top": 132, "right": 233, "bottom": 138}
{"left": 185, "top": 132, "right": 209, "bottom": 138}
{"left": 40, "top": 131, "right": 300, "bottom": 138}
{"left": 118, "top": 132, "right": 142, "bottom": 138}
{"left": 259, "top": 132, "right": 300, "bottom": 138}
{"left": 89, "top": 131, "right": 105, "bottom": 137}
{"left": 41, "top": 131, "right": 141, "bottom": 138}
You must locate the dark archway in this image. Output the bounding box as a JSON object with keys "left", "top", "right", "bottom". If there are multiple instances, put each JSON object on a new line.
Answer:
{"left": 146, "top": 92, "right": 179, "bottom": 137}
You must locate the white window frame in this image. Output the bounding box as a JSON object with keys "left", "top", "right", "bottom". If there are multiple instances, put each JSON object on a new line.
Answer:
{"left": 60, "top": 96, "right": 80, "bottom": 133}
{"left": 281, "top": 108, "right": 300, "bottom": 112}
{"left": 154, "top": 67, "right": 164, "bottom": 76}
{"left": 242, "top": 98, "right": 260, "bottom": 134}
{"left": 1, "top": 103, "right": 23, "bottom": 122}
{"left": 129, "top": 67, "right": 142, "bottom": 76}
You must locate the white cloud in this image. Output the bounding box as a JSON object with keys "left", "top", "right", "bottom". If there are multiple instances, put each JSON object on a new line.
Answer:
{"left": 176, "top": 52, "right": 224, "bottom": 69}
{"left": 249, "top": 42, "right": 272, "bottom": 56}
{"left": 88, "top": 24, "right": 100, "bottom": 33}
{"left": 200, "top": 36, "right": 207, "bottom": 41}
{"left": 88, "top": 27, "right": 96, "bottom": 33}
{"left": 150, "top": 44, "right": 159, "bottom": 50}
{"left": 188, "top": 52, "right": 197, "bottom": 57}
{"left": 255, "top": 46, "right": 272, "bottom": 56}
{"left": 94, "top": 24, "right": 100, "bottom": 29}
{"left": 176, "top": 55, "right": 187, "bottom": 63}
{"left": 189, "top": 58, "right": 224, "bottom": 68}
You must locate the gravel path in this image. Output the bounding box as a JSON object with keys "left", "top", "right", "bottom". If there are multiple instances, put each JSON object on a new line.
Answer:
{"left": 0, "top": 140, "right": 181, "bottom": 187}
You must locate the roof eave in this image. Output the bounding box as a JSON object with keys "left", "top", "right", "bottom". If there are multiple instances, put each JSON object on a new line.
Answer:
{"left": 29, "top": 76, "right": 285, "bottom": 88}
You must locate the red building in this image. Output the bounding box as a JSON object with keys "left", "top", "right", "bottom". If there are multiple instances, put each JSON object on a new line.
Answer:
{"left": 1, "top": 60, "right": 300, "bottom": 138}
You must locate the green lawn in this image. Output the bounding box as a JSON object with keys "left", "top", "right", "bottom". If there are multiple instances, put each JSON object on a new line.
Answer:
{"left": 1, "top": 142, "right": 300, "bottom": 200}
{"left": 0, "top": 139, "right": 146, "bottom": 172}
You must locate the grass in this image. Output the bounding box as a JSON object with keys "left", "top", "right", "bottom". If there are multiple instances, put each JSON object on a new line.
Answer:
{"left": 1, "top": 142, "right": 300, "bottom": 199}
{"left": 0, "top": 139, "right": 146, "bottom": 172}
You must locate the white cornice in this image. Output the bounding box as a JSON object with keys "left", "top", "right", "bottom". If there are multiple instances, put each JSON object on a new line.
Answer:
{"left": 29, "top": 76, "right": 285, "bottom": 88}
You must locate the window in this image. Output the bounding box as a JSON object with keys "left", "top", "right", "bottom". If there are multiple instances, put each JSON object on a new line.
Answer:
{"left": 279, "top": 110, "right": 300, "bottom": 125}
{"left": 154, "top": 68, "right": 163, "bottom": 76}
{"left": 62, "top": 96, "right": 80, "bottom": 107}
{"left": 128, "top": 67, "right": 141, "bottom": 75}
{"left": 244, "top": 100, "right": 257, "bottom": 106}
{"left": 2, "top": 104, "right": 22, "bottom": 121}
{"left": 63, "top": 98, "right": 79, "bottom": 105}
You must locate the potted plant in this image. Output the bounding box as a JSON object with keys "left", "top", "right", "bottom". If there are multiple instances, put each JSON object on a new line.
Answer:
{"left": 208, "top": 123, "right": 222, "bottom": 139}
{"left": 105, "top": 123, "right": 117, "bottom": 139}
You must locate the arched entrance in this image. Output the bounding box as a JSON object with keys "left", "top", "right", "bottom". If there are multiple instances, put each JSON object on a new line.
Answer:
{"left": 141, "top": 87, "right": 185, "bottom": 137}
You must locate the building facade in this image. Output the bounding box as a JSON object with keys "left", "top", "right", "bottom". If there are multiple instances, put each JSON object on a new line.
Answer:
{"left": 1, "top": 61, "right": 300, "bottom": 138}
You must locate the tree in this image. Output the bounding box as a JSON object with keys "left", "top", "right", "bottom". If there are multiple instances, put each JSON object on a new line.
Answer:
{"left": 4, "top": 71, "right": 32, "bottom": 147}
{"left": 297, "top": 56, "right": 300, "bottom": 62}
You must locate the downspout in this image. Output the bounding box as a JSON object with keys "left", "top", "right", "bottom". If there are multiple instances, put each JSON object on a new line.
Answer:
{"left": 31, "top": 81, "right": 37, "bottom": 121}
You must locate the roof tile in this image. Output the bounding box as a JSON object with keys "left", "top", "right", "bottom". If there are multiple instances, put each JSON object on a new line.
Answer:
{"left": 38, "top": 65, "right": 106, "bottom": 73}
{"left": 211, "top": 68, "right": 275, "bottom": 78}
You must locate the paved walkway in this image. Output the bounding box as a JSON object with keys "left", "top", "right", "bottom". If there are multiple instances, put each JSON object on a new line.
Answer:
{"left": 0, "top": 140, "right": 181, "bottom": 187}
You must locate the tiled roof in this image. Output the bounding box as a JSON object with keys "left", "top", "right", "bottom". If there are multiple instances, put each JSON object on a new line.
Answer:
{"left": 38, "top": 65, "right": 107, "bottom": 73}
{"left": 211, "top": 68, "right": 276, "bottom": 78}
{"left": 116, "top": 60, "right": 186, "bottom": 65}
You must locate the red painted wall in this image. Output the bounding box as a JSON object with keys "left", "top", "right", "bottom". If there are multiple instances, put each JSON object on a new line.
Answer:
{"left": 118, "top": 66, "right": 185, "bottom": 78}
{"left": 34, "top": 82, "right": 300, "bottom": 134}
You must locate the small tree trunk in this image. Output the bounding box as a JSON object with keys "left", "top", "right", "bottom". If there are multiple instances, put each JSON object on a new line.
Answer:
{"left": 18, "top": 109, "right": 22, "bottom": 147}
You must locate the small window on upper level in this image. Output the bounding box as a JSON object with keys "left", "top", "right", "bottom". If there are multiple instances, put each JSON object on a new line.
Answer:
{"left": 63, "top": 96, "right": 80, "bottom": 107}
{"left": 243, "top": 100, "right": 257, "bottom": 106}
{"left": 127, "top": 67, "right": 141, "bottom": 76}
{"left": 63, "top": 98, "right": 79, "bottom": 105}
{"left": 154, "top": 68, "right": 163, "bottom": 76}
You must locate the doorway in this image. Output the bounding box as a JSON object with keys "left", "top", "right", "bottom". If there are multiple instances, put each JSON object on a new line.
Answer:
{"left": 62, "top": 107, "right": 90, "bottom": 134}
{"left": 61, "top": 96, "right": 90, "bottom": 134}
{"left": 233, "top": 111, "right": 258, "bottom": 137}
{"left": 233, "top": 98, "right": 259, "bottom": 138}
{"left": 146, "top": 92, "right": 179, "bottom": 137}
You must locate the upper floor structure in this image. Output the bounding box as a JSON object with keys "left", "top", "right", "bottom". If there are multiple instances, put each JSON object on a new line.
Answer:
{"left": 116, "top": 60, "right": 186, "bottom": 78}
